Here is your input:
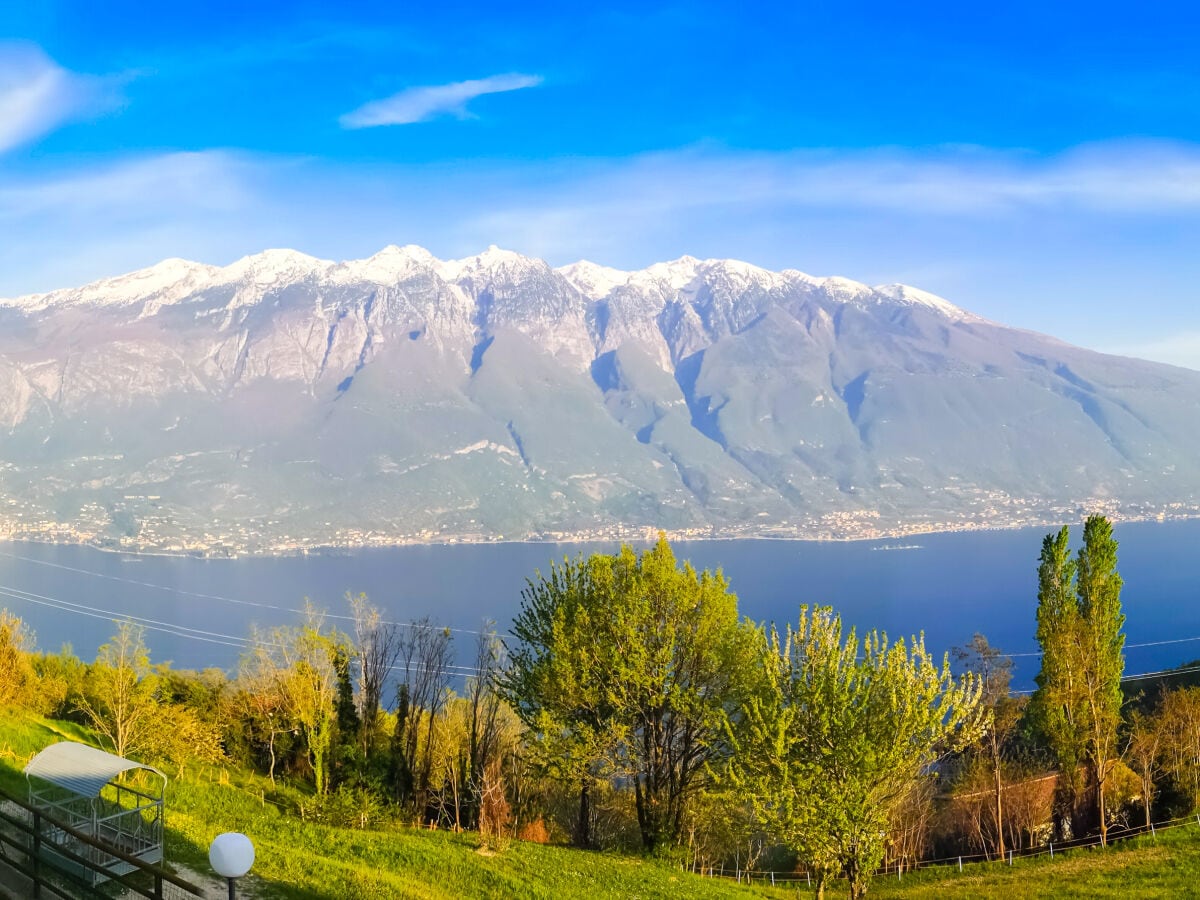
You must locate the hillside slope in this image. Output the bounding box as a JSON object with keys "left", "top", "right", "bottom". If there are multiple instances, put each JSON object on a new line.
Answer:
{"left": 1, "top": 247, "right": 1199, "bottom": 552}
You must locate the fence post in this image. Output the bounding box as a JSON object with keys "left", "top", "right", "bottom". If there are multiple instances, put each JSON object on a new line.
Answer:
{"left": 1049, "top": 842, "right": 1053, "bottom": 859}
{"left": 31, "top": 808, "right": 40, "bottom": 900}
{"left": 1008, "top": 849, "right": 1014, "bottom": 867}
{"left": 807, "top": 871, "right": 811, "bottom": 888}
{"left": 771, "top": 872, "right": 775, "bottom": 887}
{"left": 958, "top": 856, "right": 962, "bottom": 873}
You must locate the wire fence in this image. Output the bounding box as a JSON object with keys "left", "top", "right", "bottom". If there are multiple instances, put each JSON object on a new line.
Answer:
{"left": 689, "top": 811, "right": 1200, "bottom": 888}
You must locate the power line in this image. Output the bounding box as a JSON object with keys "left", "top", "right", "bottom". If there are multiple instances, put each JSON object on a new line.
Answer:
{"left": 1008, "top": 633, "right": 1200, "bottom": 658}
{"left": 0, "top": 548, "right": 488, "bottom": 635}
{"left": 0, "top": 582, "right": 486, "bottom": 678}
{"left": 7, "top": 576, "right": 1200, "bottom": 691}
{"left": 5, "top": 547, "right": 1200, "bottom": 682}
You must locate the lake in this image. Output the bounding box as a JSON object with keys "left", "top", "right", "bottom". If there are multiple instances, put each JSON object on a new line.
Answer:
{"left": 2, "top": 518, "right": 1198, "bottom": 690}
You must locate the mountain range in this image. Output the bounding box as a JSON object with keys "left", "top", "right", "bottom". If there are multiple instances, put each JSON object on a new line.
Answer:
{"left": 1, "top": 244, "right": 1198, "bottom": 554}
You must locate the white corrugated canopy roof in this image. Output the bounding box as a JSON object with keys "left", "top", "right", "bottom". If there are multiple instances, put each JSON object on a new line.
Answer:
{"left": 24, "top": 742, "right": 165, "bottom": 798}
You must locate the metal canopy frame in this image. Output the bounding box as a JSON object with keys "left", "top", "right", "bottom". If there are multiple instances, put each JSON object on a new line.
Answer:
{"left": 24, "top": 741, "right": 167, "bottom": 886}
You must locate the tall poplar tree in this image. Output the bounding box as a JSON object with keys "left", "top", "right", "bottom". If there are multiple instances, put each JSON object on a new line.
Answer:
{"left": 1031, "top": 515, "right": 1125, "bottom": 845}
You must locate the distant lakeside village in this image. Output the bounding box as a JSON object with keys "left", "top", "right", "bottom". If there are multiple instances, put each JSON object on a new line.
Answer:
{"left": 0, "top": 495, "right": 1196, "bottom": 558}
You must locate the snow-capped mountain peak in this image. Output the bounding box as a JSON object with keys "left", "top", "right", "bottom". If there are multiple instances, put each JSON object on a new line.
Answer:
{"left": 436, "top": 245, "right": 546, "bottom": 282}
{"left": 333, "top": 244, "right": 438, "bottom": 285}
{"left": 633, "top": 255, "right": 704, "bottom": 293}
{"left": 872, "top": 283, "right": 979, "bottom": 321}
{"left": 221, "top": 249, "right": 332, "bottom": 286}
{"left": 556, "top": 260, "right": 631, "bottom": 299}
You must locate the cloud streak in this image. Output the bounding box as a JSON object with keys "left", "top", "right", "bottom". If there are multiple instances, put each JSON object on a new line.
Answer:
{"left": 340, "top": 73, "right": 542, "bottom": 127}
{"left": 0, "top": 43, "right": 122, "bottom": 153}
{"left": 471, "top": 141, "right": 1200, "bottom": 226}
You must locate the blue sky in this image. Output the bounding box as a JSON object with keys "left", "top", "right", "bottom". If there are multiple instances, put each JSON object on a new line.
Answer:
{"left": 3, "top": 1, "right": 1200, "bottom": 366}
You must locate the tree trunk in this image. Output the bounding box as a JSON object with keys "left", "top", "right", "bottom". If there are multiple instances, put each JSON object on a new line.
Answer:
{"left": 574, "top": 778, "right": 592, "bottom": 849}
{"left": 1098, "top": 777, "right": 1108, "bottom": 847}
{"left": 991, "top": 761, "right": 1004, "bottom": 857}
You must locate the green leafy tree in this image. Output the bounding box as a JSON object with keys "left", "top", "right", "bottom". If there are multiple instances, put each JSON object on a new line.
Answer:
{"left": 0, "top": 609, "right": 37, "bottom": 708}
{"left": 1031, "top": 516, "right": 1125, "bottom": 844}
{"left": 503, "top": 536, "right": 755, "bottom": 852}
{"left": 1151, "top": 686, "right": 1200, "bottom": 812}
{"left": 77, "top": 621, "right": 159, "bottom": 760}
{"left": 502, "top": 552, "right": 630, "bottom": 848}
{"left": 242, "top": 605, "right": 348, "bottom": 795}
{"left": 729, "top": 606, "right": 984, "bottom": 900}
{"left": 31, "top": 644, "right": 87, "bottom": 719}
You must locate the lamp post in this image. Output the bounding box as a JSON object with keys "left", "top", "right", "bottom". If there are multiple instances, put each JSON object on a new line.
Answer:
{"left": 209, "top": 832, "right": 255, "bottom": 900}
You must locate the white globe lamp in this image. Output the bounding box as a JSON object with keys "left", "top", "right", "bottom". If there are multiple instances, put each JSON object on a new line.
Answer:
{"left": 209, "top": 832, "right": 255, "bottom": 900}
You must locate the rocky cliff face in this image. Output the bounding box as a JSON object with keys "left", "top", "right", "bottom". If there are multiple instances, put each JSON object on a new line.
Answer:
{"left": 1, "top": 245, "right": 1198, "bottom": 553}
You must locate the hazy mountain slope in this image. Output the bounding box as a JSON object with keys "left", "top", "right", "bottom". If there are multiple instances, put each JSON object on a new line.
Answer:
{"left": 0, "top": 245, "right": 1197, "bottom": 553}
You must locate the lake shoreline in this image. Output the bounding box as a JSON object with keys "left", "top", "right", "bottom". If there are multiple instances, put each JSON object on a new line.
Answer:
{"left": 4, "top": 509, "right": 1198, "bottom": 560}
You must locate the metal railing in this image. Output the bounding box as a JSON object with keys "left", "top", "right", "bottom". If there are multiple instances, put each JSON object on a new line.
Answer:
{"left": 0, "top": 788, "right": 203, "bottom": 899}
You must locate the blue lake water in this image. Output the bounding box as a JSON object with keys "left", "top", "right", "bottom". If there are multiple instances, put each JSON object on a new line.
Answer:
{"left": 1, "top": 519, "right": 1198, "bottom": 690}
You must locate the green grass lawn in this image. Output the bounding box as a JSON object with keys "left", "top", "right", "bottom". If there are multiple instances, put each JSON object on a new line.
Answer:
{"left": 869, "top": 825, "right": 1200, "bottom": 900}
{"left": 5, "top": 710, "right": 1200, "bottom": 899}
{"left": 0, "top": 711, "right": 783, "bottom": 899}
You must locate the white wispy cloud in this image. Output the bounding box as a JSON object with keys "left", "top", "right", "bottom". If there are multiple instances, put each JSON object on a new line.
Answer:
{"left": 0, "top": 151, "right": 252, "bottom": 219}
{"left": 340, "top": 73, "right": 542, "bottom": 128}
{"left": 6, "top": 138, "right": 1200, "bottom": 360}
{"left": 0, "top": 151, "right": 269, "bottom": 296}
{"left": 0, "top": 43, "right": 123, "bottom": 153}
{"left": 464, "top": 140, "right": 1200, "bottom": 229}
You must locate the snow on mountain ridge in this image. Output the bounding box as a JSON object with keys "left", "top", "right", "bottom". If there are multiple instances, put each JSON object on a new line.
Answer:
{"left": 1, "top": 245, "right": 983, "bottom": 329}
{"left": 872, "top": 283, "right": 980, "bottom": 321}
{"left": 556, "top": 260, "right": 631, "bottom": 299}
{"left": 635, "top": 255, "right": 704, "bottom": 293}
{"left": 435, "top": 245, "right": 547, "bottom": 282}
{"left": 332, "top": 244, "right": 438, "bottom": 285}
{"left": 221, "top": 249, "right": 333, "bottom": 286}
{"left": 0, "top": 258, "right": 221, "bottom": 313}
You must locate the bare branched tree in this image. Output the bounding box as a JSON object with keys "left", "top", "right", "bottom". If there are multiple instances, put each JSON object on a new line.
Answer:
{"left": 395, "top": 617, "right": 453, "bottom": 815}
{"left": 349, "top": 592, "right": 401, "bottom": 757}
{"left": 465, "top": 621, "right": 506, "bottom": 825}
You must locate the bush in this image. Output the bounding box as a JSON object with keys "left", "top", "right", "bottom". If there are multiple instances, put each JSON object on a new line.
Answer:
{"left": 300, "top": 785, "right": 386, "bottom": 829}
{"left": 517, "top": 818, "right": 551, "bottom": 844}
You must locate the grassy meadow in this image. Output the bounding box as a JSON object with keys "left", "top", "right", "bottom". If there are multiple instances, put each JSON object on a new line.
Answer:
{"left": 4, "top": 710, "right": 1200, "bottom": 899}
{"left": 0, "top": 711, "right": 780, "bottom": 899}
